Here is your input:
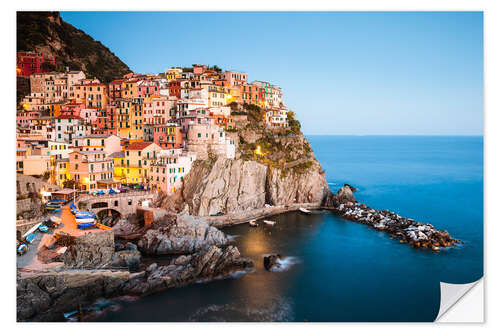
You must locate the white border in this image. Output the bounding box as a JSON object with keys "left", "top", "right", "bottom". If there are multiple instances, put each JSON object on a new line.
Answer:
{"left": 1, "top": 0, "right": 497, "bottom": 331}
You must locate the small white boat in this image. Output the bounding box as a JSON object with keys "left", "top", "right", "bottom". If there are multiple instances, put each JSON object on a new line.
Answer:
{"left": 263, "top": 220, "right": 276, "bottom": 226}
{"left": 76, "top": 217, "right": 95, "bottom": 224}
{"left": 299, "top": 207, "right": 312, "bottom": 214}
{"left": 249, "top": 220, "right": 258, "bottom": 227}
{"left": 50, "top": 216, "right": 61, "bottom": 224}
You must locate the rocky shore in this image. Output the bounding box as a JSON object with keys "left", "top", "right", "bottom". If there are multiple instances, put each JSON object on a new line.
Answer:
{"left": 17, "top": 212, "right": 253, "bottom": 322}
{"left": 323, "top": 185, "right": 462, "bottom": 251}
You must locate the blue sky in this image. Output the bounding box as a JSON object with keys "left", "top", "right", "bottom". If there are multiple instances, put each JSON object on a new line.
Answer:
{"left": 61, "top": 12, "right": 483, "bottom": 135}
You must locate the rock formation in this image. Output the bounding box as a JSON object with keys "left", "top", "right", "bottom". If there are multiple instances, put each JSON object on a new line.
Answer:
{"left": 263, "top": 254, "right": 282, "bottom": 271}
{"left": 137, "top": 215, "right": 228, "bottom": 255}
{"left": 122, "top": 245, "right": 253, "bottom": 295}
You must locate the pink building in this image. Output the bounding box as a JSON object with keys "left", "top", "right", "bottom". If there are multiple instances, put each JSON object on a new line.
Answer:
{"left": 193, "top": 64, "right": 207, "bottom": 75}
{"left": 224, "top": 71, "right": 248, "bottom": 87}
{"left": 137, "top": 80, "right": 161, "bottom": 98}
{"left": 143, "top": 96, "right": 176, "bottom": 125}
{"left": 17, "top": 111, "right": 41, "bottom": 128}
{"left": 148, "top": 152, "right": 196, "bottom": 194}
{"left": 153, "top": 123, "right": 183, "bottom": 149}
{"left": 80, "top": 108, "right": 99, "bottom": 126}
{"left": 60, "top": 102, "right": 85, "bottom": 117}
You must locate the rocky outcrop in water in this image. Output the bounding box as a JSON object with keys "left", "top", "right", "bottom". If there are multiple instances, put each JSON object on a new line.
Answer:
{"left": 122, "top": 245, "right": 253, "bottom": 295}
{"left": 137, "top": 215, "right": 228, "bottom": 255}
{"left": 263, "top": 254, "right": 282, "bottom": 271}
{"left": 336, "top": 202, "right": 461, "bottom": 250}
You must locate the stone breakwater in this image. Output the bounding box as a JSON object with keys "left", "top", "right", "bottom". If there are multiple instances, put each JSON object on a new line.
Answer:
{"left": 334, "top": 202, "right": 462, "bottom": 251}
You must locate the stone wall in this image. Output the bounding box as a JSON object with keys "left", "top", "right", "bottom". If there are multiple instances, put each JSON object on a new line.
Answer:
{"left": 16, "top": 174, "right": 60, "bottom": 197}
{"left": 77, "top": 192, "right": 157, "bottom": 217}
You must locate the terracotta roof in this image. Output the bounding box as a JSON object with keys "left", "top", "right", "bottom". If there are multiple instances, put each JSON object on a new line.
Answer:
{"left": 126, "top": 141, "right": 153, "bottom": 150}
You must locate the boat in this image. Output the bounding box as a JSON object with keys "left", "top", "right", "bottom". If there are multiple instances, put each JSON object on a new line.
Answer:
{"left": 299, "top": 207, "right": 312, "bottom": 214}
{"left": 49, "top": 199, "right": 66, "bottom": 204}
{"left": 63, "top": 310, "right": 78, "bottom": 319}
{"left": 17, "top": 243, "right": 28, "bottom": 255}
{"left": 263, "top": 220, "right": 276, "bottom": 226}
{"left": 50, "top": 216, "right": 61, "bottom": 224}
{"left": 77, "top": 222, "right": 96, "bottom": 229}
{"left": 249, "top": 220, "right": 258, "bottom": 227}
{"left": 25, "top": 233, "right": 35, "bottom": 243}
{"left": 38, "top": 225, "right": 49, "bottom": 233}
{"left": 76, "top": 211, "right": 96, "bottom": 219}
{"left": 76, "top": 217, "right": 95, "bottom": 224}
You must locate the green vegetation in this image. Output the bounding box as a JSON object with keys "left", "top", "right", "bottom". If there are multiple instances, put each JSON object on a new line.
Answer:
{"left": 17, "top": 11, "right": 131, "bottom": 83}
{"left": 62, "top": 179, "right": 76, "bottom": 189}
{"left": 209, "top": 65, "right": 222, "bottom": 72}
{"left": 287, "top": 111, "right": 301, "bottom": 134}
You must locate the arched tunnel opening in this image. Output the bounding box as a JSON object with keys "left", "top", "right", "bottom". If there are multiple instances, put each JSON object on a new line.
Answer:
{"left": 97, "top": 209, "right": 122, "bottom": 227}
{"left": 91, "top": 202, "right": 108, "bottom": 209}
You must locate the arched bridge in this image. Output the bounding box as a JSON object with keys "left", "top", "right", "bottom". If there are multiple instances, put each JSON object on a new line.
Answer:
{"left": 75, "top": 191, "right": 157, "bottom": 218}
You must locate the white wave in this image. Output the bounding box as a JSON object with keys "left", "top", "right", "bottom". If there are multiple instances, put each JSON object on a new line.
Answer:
{"left": 270, "top": 256, "right": 301, "bottom": 272}
{"left": 226, "top": 234, "right": 240, "bottom": 241}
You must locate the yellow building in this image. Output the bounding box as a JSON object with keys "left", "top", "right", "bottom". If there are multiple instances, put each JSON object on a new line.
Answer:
{"left": 113, "top": 142, "right": 161, "bottom": 184}
{"left": 166, "top": 68, "right": 182, "bottom": 82}
{"left": 121, "top": 80, "right": 139, "bottom": 99}
{"left": 74, "top": 83, "right": 109, "bottom": 109}
{"left": 52, "top": 157, "right": 70, "bottom": 187}
{"left": 117, "top": 98, "right": 144, "bottom": 140}
{"left": 208, "top": 85, "right": 229, "bottom": 107}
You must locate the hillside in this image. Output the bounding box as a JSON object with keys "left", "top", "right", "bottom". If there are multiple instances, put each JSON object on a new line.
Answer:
{"left": 17, "top": 11, "right": 131, "bottom": 83}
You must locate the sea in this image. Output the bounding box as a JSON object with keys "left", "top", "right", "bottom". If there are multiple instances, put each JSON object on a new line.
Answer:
{"left": 97, "top": 136, "right": 483, "bottom": 322}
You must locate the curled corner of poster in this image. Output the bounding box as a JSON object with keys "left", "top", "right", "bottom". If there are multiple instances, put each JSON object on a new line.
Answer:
{"left": 435, "top": 278, "right": 484, "bottom": 323}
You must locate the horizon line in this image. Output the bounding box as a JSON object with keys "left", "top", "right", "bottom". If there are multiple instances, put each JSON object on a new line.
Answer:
{"left": 303, "top": 134, "right": 484, "bottom": 137}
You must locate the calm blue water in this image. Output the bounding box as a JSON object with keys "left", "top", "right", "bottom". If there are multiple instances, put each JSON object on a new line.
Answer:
{"left": 99, "top": 136, "right": 483, "bottom": 322}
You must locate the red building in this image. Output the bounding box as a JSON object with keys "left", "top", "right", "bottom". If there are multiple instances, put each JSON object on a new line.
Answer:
{"left": 168, "top": 80, "right": 181, "bottom": 98}
{"left": 92, "top": 105, "right": 117, "bottom": 136}
{"left": 17, "top": 52, "right": 56, "bottom": 76}
{"left": 108, "top": 79, "right": 124, "bottom": 103}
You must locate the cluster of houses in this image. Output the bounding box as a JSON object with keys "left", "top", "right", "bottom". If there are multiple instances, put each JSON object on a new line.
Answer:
{"left": 16, "top": 60, "right": 289, "bottom": 194}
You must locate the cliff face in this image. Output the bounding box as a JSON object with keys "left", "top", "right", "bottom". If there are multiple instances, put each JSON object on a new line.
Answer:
{"left": 17, "top": 11, "right": 131, "bottom": 82}
{"left": 161, "top": 111, "right": 331, "bottom": 216}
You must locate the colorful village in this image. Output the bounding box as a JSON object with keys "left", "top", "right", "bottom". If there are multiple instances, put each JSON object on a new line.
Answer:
{"left": 16, "top": 52, "right": 290, "bottom": 257}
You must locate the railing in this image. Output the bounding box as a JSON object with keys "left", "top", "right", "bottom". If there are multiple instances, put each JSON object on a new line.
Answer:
{"left": 77, "top": 190, "right": 156, "bottom": 201}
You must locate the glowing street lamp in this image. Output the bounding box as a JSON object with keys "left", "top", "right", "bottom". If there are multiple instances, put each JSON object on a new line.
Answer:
{"left": 254, "top": 145, "right": 265, "bottom": 156}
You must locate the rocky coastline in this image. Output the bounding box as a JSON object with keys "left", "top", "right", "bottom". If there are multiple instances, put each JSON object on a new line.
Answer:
{"left": 17, "top": 212, "right": 253, "bottom": 322}
{"left": 322, "top": 185, "right": 462, "bottom": 251}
